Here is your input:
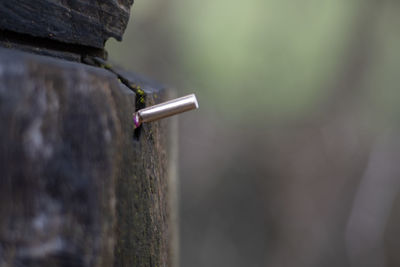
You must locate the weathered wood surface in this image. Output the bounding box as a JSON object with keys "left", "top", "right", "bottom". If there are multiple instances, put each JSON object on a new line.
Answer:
{"left": 0, "top": 30, "right": 108, "bottom": 62}
{"left": 0, "top": 0, "right": 134, "bottom": 48}
{"left": 0, "top": 48, "right": 174, "bottom": 267}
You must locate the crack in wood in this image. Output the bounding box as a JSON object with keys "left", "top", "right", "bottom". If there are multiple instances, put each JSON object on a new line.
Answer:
{"left": 0, "top": 29, "right": 107, "bottom": 61}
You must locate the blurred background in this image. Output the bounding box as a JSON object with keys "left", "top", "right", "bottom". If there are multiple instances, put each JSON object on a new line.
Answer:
{"left": 106, "top": 0, "right": 400, "bottom": 266}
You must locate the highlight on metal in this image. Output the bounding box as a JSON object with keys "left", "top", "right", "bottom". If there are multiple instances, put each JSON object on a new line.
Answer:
{"left": 133, "top": 94, "right": 199, "bottom": 128}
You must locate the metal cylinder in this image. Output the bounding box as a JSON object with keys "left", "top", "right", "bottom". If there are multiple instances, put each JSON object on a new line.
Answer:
{"left": 134, "top": 94, "right": 198, "bottom": 127}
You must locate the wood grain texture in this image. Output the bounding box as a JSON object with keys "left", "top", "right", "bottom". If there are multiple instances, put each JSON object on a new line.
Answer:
{"left": 0, "top": 0, "right": 134, "bottom": 48}
{"left": 0, "top": 48, "right": 174, "bottom": 267}
{"left": 111, "top": 70, "right": 174, "bottom": 267}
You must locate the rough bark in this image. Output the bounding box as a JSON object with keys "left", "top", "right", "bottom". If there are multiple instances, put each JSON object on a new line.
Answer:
{"left": 0, "top": 0, "right": 134, "bottom": 49}
{"left": 0, "top": 48, "right": 174, "bottom": 267}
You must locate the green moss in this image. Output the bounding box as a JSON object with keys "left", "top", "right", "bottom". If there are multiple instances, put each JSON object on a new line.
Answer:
{"left": 137, "top": 89, "right": 144, "bottom": 96}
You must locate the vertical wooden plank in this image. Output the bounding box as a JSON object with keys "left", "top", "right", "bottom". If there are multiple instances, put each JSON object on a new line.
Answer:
{"left": 0, "top": 49, "right": 175, "bottom": 267}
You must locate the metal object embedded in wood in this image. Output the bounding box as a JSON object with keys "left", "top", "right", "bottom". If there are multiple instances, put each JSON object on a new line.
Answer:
{"left": 133, "top": 94, "right": 199, "bottom": 128}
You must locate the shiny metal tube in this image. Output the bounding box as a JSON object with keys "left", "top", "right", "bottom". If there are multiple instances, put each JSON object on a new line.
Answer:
{"left": 133, "top": 94, "right": 198, "bottom": 127}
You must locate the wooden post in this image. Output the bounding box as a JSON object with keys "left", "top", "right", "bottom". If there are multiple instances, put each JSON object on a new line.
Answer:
{"left": 0, "top": 1, "right": 177, "bottom": 266}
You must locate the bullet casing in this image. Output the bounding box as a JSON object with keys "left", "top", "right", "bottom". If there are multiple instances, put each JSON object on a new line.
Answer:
{"left": 135, "top": 94, "right": 198, "bottom": 125}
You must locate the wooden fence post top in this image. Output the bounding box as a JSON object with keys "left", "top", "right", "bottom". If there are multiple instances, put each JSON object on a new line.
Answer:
{"left": 0, "top": 1, "right": 178, "bottom": 265}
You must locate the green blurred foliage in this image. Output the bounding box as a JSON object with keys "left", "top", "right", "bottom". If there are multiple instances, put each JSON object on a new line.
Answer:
{"left": 365, "top": 3, "right": 400, "bottom": 125}
{"left": 170, "top": 0, "right": 359, "bottom": 119}
{"left": 106, "top": 0, "right": 398, "bottom": 122}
